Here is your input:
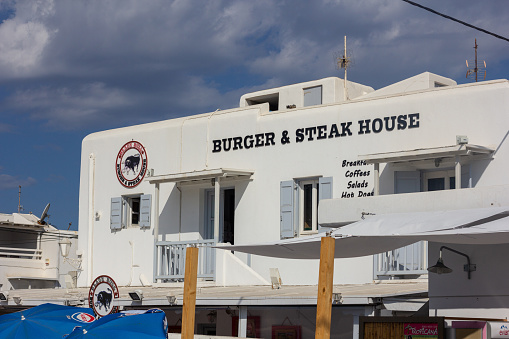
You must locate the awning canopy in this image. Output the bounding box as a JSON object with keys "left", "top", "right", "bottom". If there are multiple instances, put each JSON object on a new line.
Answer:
{"left": 216, "top": 207, "right": 509, "bottom": 259}
{"left": 360, "top": 144, "right": 494, "bottom": 164}
{"left": 148, "top": 168, "right": 254, "bottom": 185}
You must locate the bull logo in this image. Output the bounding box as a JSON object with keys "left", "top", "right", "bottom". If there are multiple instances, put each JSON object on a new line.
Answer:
{"left": 116, "top": 141, "right": 148, "bottom": 188}
{"left": 95, "top": 288, "right": 113, "bottom": 311}
{"left": 89, "top": 275, "right": 120, "bottom": 318}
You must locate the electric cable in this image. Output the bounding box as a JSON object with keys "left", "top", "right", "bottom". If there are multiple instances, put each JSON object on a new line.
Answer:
{"left": 402, "top": 0, "right": 509, "bottom": 43}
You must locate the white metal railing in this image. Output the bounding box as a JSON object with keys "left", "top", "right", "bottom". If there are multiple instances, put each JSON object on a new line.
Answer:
{"left": 154, "top": 239, "right": 216, "bottom": 282}
{"left": 0, "top": 246, "right": 42, "bottom": 260}
{"left": 374, "top": 241, "right": 428, "bottom": 278}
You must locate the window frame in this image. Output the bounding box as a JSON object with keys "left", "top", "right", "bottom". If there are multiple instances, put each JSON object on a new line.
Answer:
{"left": 298, "top": 179, "right": 319, "bottom": 235}
{"left": 110, "top": 194, "right": 151, "bottom": 230}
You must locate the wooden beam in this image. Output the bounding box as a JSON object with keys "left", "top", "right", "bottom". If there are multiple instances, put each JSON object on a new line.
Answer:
{"left": 181, "top": 246, "right": 199, "bottom": 339}
{"left": 315, "top": 236, "right": 335, "bottom": 339}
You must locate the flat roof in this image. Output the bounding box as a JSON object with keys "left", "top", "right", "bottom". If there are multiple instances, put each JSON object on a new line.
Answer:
{"left": 148, "top": 168, "right": 254, "bottom": 185}
{"left": 0, "top": 281, "right": 427, "bottom": 308}
{"left": 360, "top": 144, "right": 494, "bottom": 164}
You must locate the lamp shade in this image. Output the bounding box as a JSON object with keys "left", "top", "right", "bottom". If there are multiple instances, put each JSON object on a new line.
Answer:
{"left": 427, "top": 258, "right": 453, "bottom": 275}
{"left": 59, "top": 238, "right": 72, "bottom": 258}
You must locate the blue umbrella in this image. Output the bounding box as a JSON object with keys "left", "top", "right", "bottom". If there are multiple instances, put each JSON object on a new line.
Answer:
{"left": 0, "top": 303, "right": 96, "bottom": 339}
{"left": 65, "top": 309, "right": 167, "bottom": 338}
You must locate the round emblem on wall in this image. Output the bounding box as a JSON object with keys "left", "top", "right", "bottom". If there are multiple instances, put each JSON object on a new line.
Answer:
{"left": 116, "top": 141, "right": 148, "bottom": 188}
{"left": 88, "top": 275, "right": 120, "bottom": 318}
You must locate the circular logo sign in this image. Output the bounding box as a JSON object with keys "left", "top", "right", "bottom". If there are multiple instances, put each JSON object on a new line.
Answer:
{"left": 116, "top": 141, "right": 148, "bottom": 188}
{"left": 88, "top": 275, "right": 120, "bottom": 318}
{"left": 71, "top": 312, "right": 95, "bottom": 323}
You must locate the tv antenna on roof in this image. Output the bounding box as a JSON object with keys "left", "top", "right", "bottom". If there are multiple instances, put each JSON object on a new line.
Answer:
{"left": 334, "top": 36, "right": 354, "bottom": 101}
{"left": 466, "top": 39, "right": 486, "bottom": 82}
{"left": 18, "top": 185, "right": 24, "bottom": 213}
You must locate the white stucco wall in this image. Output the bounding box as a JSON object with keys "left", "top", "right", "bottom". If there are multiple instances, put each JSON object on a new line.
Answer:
{"left": 77, "top": 76, "right": 509, "bottom": 291}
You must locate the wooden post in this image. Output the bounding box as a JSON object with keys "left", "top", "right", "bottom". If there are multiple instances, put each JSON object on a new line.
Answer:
{"left": 315, "top": 236, "right": 335, "bottom": 339}
{"left": 181, "top": 246, "right": 199, "bottom": 339}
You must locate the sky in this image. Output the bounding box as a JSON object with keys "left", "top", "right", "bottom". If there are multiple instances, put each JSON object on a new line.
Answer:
{"left": 0, "top": 0, "right": 508, "bottom": 230}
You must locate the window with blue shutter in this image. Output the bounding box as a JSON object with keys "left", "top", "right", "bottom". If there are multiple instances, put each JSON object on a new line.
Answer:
{"left": 318, "top": 176, "right": 333, "bottom": 230}
{"left": 395, "top": 171, "right": 421, "bottom": 194}
{"left": 110, "top": 197, "right": 123, "bottom": 230}
{"left": 280, "top": 180, "right": 295, "bottom": 239}
{"left": 139, "top": 194, "right": 152, "bottom": 228}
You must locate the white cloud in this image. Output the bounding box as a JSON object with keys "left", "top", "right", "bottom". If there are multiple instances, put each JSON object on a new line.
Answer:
{"left": 0, "top": 0, "right": 56, "bottom": 77}
{"left": 0, "top": 174, "right": 36, "bottom": 190}
{"left": 0, "top": 0, "right": 507, "bottom": 130}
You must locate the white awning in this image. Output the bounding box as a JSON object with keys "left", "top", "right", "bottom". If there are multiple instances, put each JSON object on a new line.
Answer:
{"left": 217, "top": 207, "right": 509, "bottom": 259}
{"left": 360, "top": 144, "right": 494, "bottom": 164}
{"left": 147, "top": 168, "right": 254, "bottom": 185}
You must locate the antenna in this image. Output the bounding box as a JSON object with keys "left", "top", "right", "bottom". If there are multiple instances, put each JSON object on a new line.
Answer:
{"left": 18, "top": 185, "right": 24, "bottom": 213}
{"left": 334, "top": 36, "right": 354, "bottom": 100}
{"left": 466, "top": 39, "right": 486, "bottom": 82}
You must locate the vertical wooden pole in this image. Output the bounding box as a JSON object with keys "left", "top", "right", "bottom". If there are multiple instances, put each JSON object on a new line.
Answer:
{"left": 181, "top": 246, "right": 199, "bottom": 339}
{"left": 315, "top": 236, "right": 335, "bottom": 339}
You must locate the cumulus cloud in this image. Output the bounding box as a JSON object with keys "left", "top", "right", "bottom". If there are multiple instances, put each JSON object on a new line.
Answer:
{"left": 0, "top": 0, "right": 507, "bottom": 130}
{"left": 0, "top": 174, "right": 36, "bottom": 190}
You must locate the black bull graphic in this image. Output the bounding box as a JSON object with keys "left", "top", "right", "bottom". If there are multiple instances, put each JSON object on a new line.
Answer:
{"left": 123, "top": 154, "right": 140, "bottom": 175}
{"left": 95, "top": 288, "right": 113, "bottom": 311}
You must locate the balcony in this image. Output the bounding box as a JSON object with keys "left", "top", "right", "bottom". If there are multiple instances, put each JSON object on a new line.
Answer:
{"left": 319, "top": 185, "right": 509, "bottom": 227}
{"left": 154, "top": 239, "right": 216, "bottom": 282}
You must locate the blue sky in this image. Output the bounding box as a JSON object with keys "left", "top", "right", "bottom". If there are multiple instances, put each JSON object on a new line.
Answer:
{"left": 1, "top": 0, "right": 508, "bottom": 230}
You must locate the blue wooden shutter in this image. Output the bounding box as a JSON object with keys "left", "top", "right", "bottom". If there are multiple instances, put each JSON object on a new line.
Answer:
{"left": 139, "top": 194, "right": 152, "bottom": 228}
{"left": 318, "top": 177, "right": 333, "bottom": 230}
{"left": 394, "top": 171, "right": 421, "bottom": 194}
{"left": 280, "top": 180, "right": 295, "bottom": 239}
{"left": 110, "top": 197, "right": 122, "bottom": 230}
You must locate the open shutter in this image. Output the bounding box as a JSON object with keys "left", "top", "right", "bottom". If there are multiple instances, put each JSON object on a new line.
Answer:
{"left": 280, "top": 180, "right": 295, "bottom": 239}
{"left": 110, "top": 197, "right": 123, "bottom": 230}
{"left": 139, "top": 194, "right": 152, "bottom": 228}
{"left": 318, "top": 177, "right": 333, "bottom": 230}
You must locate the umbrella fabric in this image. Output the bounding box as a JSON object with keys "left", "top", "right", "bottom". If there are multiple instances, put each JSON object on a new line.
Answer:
{"left": 0, "top": 303, "right": 95, "bottom": 339}
{"left": 65, "top": 309, "right": 167, "bottom": 338}
{"left": 216, "top": 206, "right": 509, "bottom": 259}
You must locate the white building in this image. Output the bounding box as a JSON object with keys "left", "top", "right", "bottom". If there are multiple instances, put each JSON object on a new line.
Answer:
{"left": 0, "top": 211, "right": 79, "bottom": 293}
{"left": 76, "top": 71, "right": 509, "bottom": 337}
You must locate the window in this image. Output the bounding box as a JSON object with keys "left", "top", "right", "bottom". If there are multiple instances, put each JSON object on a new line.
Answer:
{"left": 299, "top": 179, "right": 319, "bottom": 234}
{"left": 423, "top": 170, "right": 455, "bottom": 191}
{"left": 280, "top": 177, "right": 332, "bottom": 239}
{"left": 110, "top": 194, "right": 151, "bottom": 230}
{"left": 303, "top": 85, "right": 322, "bottom": 107}
{"left": 394, "top": 169, "right": 459, "bottom": 194}
{"left": 245, "top": 93, "right": 279, "bottom": 111}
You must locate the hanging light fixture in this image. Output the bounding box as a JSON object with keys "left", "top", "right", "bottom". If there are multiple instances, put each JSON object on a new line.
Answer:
{"left": 427, "top": 246, "right": 476, "bottom": 279}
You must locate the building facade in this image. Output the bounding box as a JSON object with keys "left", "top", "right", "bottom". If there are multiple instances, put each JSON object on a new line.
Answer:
{"left": 76, "top": 72, "right": 509, "bottom": 337}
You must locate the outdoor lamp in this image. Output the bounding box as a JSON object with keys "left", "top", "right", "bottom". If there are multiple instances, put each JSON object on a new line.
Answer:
{"left": 0, "top": 291, "right": 8, "bottom": 301}
{"left": 128, "top": 290, "right": 144, "bottom": 301}
{"left": 12, "top": 296, "right": 22, "bottom": 305}
{"left": 166, "top": 295, "right": 177, "bottom": 305}
{"left": 59, "top": 238, "right": 72, "bottom": 258}
{"left": 427, "top": 245, "right": 476, "bottom": 279}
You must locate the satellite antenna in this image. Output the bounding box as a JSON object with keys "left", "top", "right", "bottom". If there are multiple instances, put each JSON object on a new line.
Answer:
{"left": 38, "top": 203, "right": 50, "bottom": 225}
{"left": 466, "top": 39, "right": 486, "bottom": 82}
{"left": 334, "top": 36, "right": 354, "bottom": 101}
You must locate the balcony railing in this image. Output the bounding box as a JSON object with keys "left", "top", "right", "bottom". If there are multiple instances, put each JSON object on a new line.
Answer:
{"left": 154, "top": 239, "right": 216, "bottom": 282}
{"left": 374, "top": 241, "right": 428, "bottom": 278}
{"left": 0, "top": 246, "right": 42, "bottom": 260}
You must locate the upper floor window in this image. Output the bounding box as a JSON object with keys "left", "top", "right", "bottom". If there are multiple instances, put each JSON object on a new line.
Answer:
{"left": 299, "top": 179, "right": 319, "bottom": 234}
{"left": 280, "top": 176, "right": 332, "bottom": 239}
{"left": 110, "top": 194, "right": 151, "bottom": 230}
